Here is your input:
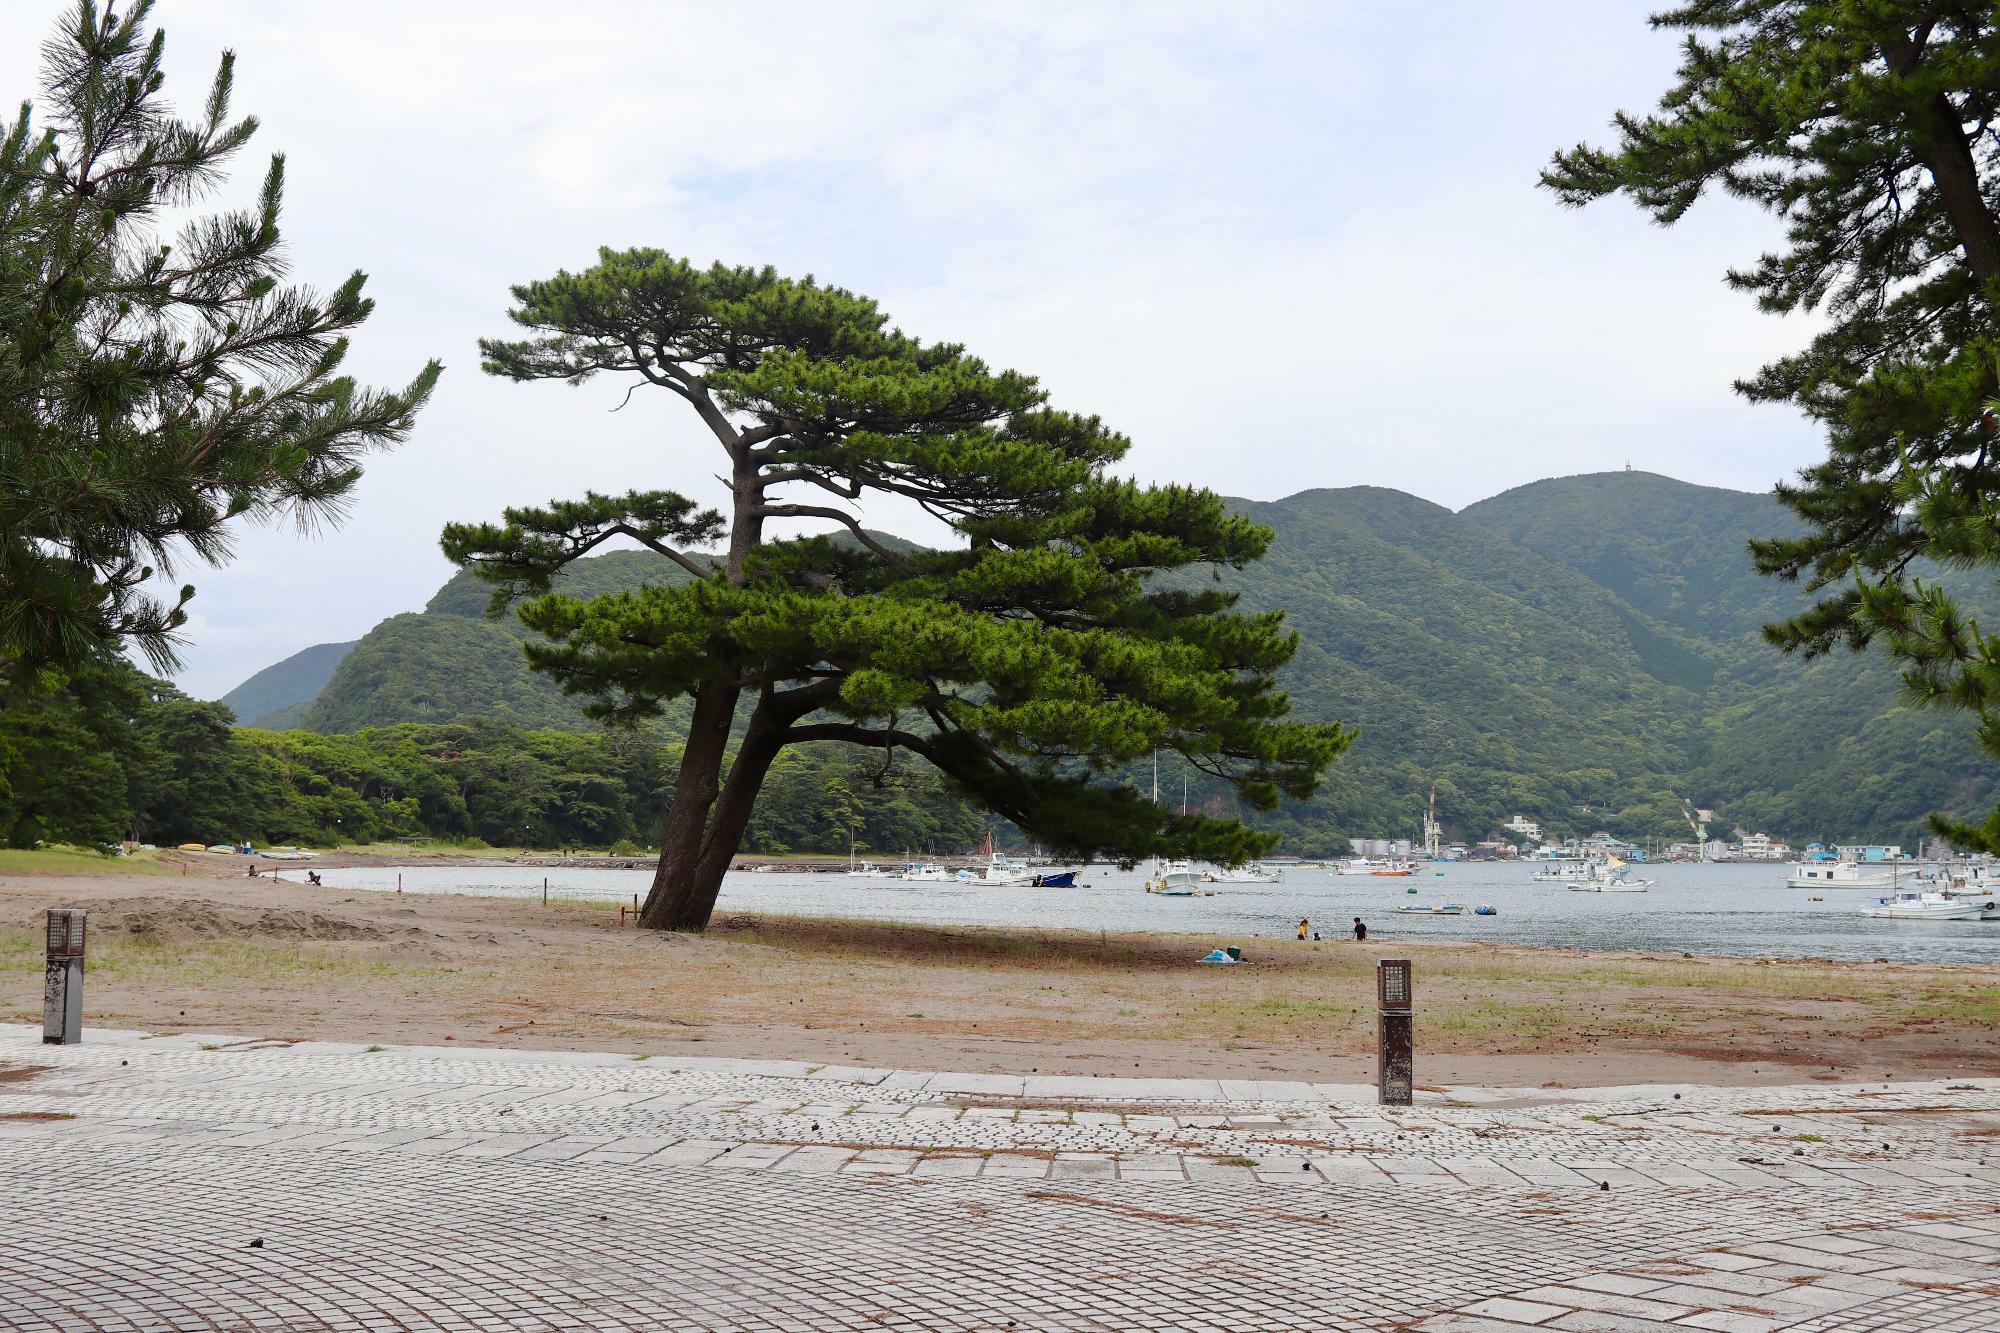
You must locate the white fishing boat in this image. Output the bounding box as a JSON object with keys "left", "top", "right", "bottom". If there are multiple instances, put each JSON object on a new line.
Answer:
{"left": 1396, "top": 902, "right": 1467, "bottom": 916}
{"left": 1204, "top": 862, "right": 1283, "bottom": 884}
{"left": 896, "top": 862, "right": 952, "bottom": 882}
{"left": 959, "top": 852, "right": 1035, "bottom": 886}
{"left": 1145, "top": 859, "right": 1213, "bottom": 895}
{"left": 1335, "top": 857, "right": 1414, "bottom": 876}
{"left": 1785, "top": 860, "right": 1900, "bottom": 890}
{"left": 1532, "top": 862, "right": 1594, "bottom": 883}
{"left": 1142, "top": 753, "right": 1215, "bottom": 895}
{"left": 1860, "top": 891, "right": 1984, "bottom": 921}
{"left": 1567, "top": 857, "right": 1653, "bottom": 892}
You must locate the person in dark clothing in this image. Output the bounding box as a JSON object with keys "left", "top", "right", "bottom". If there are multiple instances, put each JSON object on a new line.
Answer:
{"left": 1353, "top": 917, "right": 1367, "bottom": 941}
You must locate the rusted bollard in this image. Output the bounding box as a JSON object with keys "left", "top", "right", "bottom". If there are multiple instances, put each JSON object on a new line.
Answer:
{"left": 43, "top": 909, "right": 86, "bottom": 1045}
{"left": 1376, "top": 957, "right": 1413, "bottom": 1106}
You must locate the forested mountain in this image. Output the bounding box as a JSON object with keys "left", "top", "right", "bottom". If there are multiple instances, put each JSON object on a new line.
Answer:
{"left": 298, "top": 552, "right": 702, "bottom": 734}
{"left": 215, "top": 640, "right": 357, "bottom": 729}
{"left": 221, "top": 472, "right": 1999, "bottom": 853}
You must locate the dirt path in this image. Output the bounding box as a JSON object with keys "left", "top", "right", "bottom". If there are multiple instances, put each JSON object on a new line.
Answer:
{"left": 4, "top": 863, "right": 1996, "bottom": 1086}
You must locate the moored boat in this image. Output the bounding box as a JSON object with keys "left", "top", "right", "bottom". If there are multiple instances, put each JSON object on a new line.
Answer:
{"left": 1860, "top": 891, "right": 1983, "bottom": 921}
{"left": 959, "top": 851, "right": 1035, "bottom": 886}
{"left": 1145, "top": 859, "right": 1213, "bottom": 895}
{"left": 1204, "top": 862, "right": 1283, "bottom": 884}
{"left": 1785, "top": 860, "right": 1901, "bottom": 890}
{"left": 1567, "top": 857, "right": 1653, "bottom": 892}
{"left": 1396, "top": 902, "right": 1467, "bottom": 916}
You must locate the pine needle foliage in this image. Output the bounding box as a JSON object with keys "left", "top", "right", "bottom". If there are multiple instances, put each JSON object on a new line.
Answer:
{"left": 448, "top": 250, "right": 1350, "bottom": 928}
{"left": 1545, "top": 2, "right": 2000, "bottom": 849}
{"left": 0, "top": 0, "right": 439, "bottom": 674}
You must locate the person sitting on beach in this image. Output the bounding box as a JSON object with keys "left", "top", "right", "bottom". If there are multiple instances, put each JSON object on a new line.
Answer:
{"left": 1297, "top": 917, "right": 1309, "bottom": 941}
{"left": 1352, "top": 916, "right": 1367, "bottom": 941}
{"left": 245, "top": 865, "right": 259, "bottom": 878}
{"left": 306, "top": 871, "right": 322, "bottom": 886}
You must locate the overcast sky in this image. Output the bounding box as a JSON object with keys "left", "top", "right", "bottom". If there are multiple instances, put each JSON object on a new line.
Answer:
{"left": 5, "top": 2, "right": 1824, "bottom": 699}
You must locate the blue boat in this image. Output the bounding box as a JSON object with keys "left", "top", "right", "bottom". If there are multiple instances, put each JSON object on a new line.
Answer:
{"left": 1473, "top": 904, "right": 1498, "bottom": 916}
{"left": 1032, "top": 870, "right": 1078, "bottom": 887}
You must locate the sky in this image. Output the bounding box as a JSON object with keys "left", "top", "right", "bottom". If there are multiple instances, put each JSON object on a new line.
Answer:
{"left": 2, "top": 1, "right": 1826, "bottom": 699}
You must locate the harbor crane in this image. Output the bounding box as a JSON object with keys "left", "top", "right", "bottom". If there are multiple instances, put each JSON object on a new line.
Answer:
{"left": 1420, "top": 787, "right": 1442, "bottom": 860}
{"left": 1680, "top": 801, "right": 1711, "bottom": 861}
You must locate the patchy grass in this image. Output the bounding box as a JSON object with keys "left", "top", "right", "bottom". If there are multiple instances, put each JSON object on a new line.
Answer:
{"left": 1903, "top": 988, "right": 2000, "bottom": 1026}
{"left": 0, "top": 846, "right": 178, "bottom": 877}
{"left": 0, "top": 924, "right": 468, "bottom": 991}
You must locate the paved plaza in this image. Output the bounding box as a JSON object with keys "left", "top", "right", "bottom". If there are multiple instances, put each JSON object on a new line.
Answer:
{"left": 1, "top": 1025, "right": 1997, "bottom": 1330}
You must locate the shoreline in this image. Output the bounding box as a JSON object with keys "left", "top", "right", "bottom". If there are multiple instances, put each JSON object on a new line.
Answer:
{"left": 4, "top": 864, "right": 1997, "bottom": 1088}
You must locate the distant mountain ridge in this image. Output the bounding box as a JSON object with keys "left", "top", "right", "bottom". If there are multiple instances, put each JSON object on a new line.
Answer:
{"left": 213, "top": 472, "right": 1998, "bottom": 848}
{"left": 215, "top": 639, "right": 358, "bottom": 729}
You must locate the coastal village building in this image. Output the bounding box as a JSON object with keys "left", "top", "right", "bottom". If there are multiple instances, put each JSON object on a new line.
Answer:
{"left": 1730, "top": 831, "right": 1789, "bottom": 861}
{"left": 1501, "top": 814, "right": 1541, "bottom": 840}
{"left": 1577, "top": 830, "right": 1643, "bottom": 858}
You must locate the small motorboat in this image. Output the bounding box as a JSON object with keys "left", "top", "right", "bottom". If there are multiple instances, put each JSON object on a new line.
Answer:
{"left": 1473, "top": 904, "right": 1498, "bottom": 916}
{"left": 1396, "top": 903, "right": 1467, "bottom": 916}
{"left": 1032, "top": 870, "right": 1078, "bottom": 887}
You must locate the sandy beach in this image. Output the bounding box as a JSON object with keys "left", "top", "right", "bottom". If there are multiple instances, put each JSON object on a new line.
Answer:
{"left": 4, "top": 853, "right": 1997, "bottom": 1087}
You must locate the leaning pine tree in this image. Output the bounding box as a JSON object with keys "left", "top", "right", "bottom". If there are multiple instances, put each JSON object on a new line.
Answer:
{"left": 446, "top": 250, "right": 1350, "bottom": 930}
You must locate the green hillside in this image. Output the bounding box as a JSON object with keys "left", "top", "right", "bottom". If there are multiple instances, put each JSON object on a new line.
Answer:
{"left": 300, "top": 551, "right": 702, "bottom": 733}
{"left": 265, "top": 474, "right": 2000, "bottom": 852}
{"left": 1226, "top": 486, "right": 1713, "bottom": 849}
{"left": 1462, "top": 471, "right": 1799, "bottom": 639}
{"left": 1457, "top": 471, "right": 1998, "bottom": 846}
{"left": 215, "top": 639, "right": 357, "bottom": 728}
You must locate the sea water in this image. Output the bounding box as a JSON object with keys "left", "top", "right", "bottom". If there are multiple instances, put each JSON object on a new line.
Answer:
{"left": 310, "top": 861, "right": 2000, "bottom": 965}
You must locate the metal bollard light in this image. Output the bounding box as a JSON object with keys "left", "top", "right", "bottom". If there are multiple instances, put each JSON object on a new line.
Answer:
{"left": 43, "top": 908, "right": 86, "bottom": 1045}
{"left": 1376, "top": 957, "right": 1413, "bottom": 1106}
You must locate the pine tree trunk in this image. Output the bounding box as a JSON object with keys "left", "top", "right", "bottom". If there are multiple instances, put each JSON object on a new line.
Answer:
{"left": 639, "top": 688, "right": 792, "bottom": 932}
{"left": 639, "top": 682, "right": 738, "bottom": 929}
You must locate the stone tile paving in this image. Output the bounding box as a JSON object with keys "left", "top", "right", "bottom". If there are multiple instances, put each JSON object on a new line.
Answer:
{"left": 0, "top": 1025, "right": 1996, "bottom": 1330}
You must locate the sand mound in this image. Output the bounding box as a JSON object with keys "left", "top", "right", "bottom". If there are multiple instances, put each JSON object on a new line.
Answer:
{"left": 88, "top": 898, "right": 415, "bottom": 943}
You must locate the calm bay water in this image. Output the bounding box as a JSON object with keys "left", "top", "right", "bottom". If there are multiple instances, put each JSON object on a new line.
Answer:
{"left": 312, "top": 860, "right": 2000, "bottom": 965}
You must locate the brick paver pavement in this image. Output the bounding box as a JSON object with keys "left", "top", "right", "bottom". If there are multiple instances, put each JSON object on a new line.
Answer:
{"left": 1, "top": 1025, "right": 1996, "bottom": 1330}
